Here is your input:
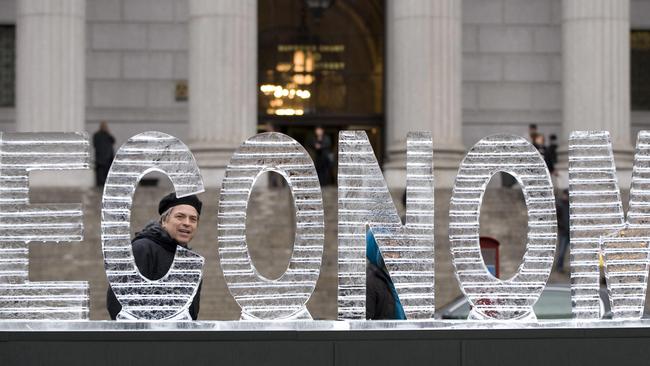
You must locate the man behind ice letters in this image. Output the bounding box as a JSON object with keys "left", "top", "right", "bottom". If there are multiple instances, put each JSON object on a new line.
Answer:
{"left": 106, "top": 192, "right": 203, "bottom": 320}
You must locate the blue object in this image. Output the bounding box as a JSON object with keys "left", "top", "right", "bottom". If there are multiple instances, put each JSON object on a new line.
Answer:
{"left": 486, "top": 264, "right": 496, "bottom": 277}
{"left": 366, "top": 230, "right": 407, "bottom": 320}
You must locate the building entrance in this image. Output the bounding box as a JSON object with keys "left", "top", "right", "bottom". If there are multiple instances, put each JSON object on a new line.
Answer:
{"left": 258, "top": 0, "right": 385, "bottom": 173}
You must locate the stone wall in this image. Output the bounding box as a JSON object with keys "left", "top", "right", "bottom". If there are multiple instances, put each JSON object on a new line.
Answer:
{"left": 461, "top": 0, "right": 563, "bottom": 146}
{"left": 86, "top": 0, "right": 189, "bottom": 146}
{"left": 0, "top": 0, "right": 650, "bottom": 148}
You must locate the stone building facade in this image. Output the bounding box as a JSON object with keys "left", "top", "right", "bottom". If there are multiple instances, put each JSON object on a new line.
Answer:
{"left": 0, "top": 0, "right": 647, "bottom": 187}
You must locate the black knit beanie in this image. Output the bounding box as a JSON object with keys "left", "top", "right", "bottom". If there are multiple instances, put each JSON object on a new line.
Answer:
{"left": 158, "top": 192, "right": 202, "bottom": 215}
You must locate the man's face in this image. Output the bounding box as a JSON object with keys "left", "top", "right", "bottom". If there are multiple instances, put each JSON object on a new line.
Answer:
{"left": 162, "top": 204, "right": 199, "bottom": 245}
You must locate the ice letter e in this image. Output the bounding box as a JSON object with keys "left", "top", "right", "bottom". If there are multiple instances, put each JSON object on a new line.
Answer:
{"left": 0, "top": 133, "right": 89, "bottom": 320}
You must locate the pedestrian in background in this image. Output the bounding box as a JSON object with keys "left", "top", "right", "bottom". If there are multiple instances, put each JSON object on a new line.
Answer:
{"left": 555, "top": 189, "right": 570, "bottom": 273}
{"left": 92, "top": 121, "right": 115, "bottom": 187}
{"left": 548, "top": 134, "right": 558, "bottom": 170}
{"left": 529, "top": 123, "right": 539, "bottom": 142}
{"left": 306, "top": 126, "right": 333, "bottom": 186}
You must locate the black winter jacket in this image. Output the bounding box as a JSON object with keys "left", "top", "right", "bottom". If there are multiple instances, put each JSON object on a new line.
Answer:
{"left": 92, "top": 130, "right": 115, "bottom": 166}
{"left": 106, "top": 221, "right": 202, "bottom": 320}
{"left": 366, "top": 262, "right": 397, "bottom": 320}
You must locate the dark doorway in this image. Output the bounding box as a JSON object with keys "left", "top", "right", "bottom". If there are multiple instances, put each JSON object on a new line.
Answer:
{"left": 258, "top": 0, "right": 385, "bottom": 173}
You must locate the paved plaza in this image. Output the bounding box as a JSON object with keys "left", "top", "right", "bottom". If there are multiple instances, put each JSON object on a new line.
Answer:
{"left": 28, "top": 182, "right": 574, "bottom": 320}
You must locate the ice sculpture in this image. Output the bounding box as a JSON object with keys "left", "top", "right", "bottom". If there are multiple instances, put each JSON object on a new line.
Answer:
{"left": 0, "top": 132, "right": 89, "bottom": 320}
{"left": 569, "top": 131, "right": 650, "bottom": 320}
{"left": 218, "top": 132, "right": 324, "bottom": 320}
{"left": 102, "top": 131, "right": 204, "bottom": 320}
{"left": 337, "top": 131, "right": 435, "bottom": 320}
{"left": 449, "top": 134, "right": 556, "bottom": 320}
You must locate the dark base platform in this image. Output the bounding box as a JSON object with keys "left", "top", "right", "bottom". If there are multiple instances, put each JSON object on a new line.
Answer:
{"left": 3, "top": 325, "right": 650, "bottom": 366}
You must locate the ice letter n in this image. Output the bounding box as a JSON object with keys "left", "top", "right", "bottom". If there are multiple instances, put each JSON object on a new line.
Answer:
{"left": 337, "top": 131, "right": 434, "bottom": 320}
{"left": 569, "top": 131, "right": 650, "bottom": 320}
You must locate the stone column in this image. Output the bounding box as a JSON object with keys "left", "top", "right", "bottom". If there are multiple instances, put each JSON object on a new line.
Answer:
{"left": 16, "top": 0, "right": 85, "bottom": 132}
{"left": 189, "top": 0, "right": 257, "bottom": 187}
{"left": 560, "top": 0, "right": 633, "bottom": 187}
{"left": 384, "top": 0, "right": 465, "bottom": 189}
{"left": 16, "top": 0, "right": 91, "bottom": 187}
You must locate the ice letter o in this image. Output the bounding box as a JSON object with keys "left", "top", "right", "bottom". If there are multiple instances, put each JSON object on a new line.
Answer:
{"left": 0, "top": 133, "right": 89, "bottom": 320}
{"left": 218, "top": 132, "right": 324, "bottom": 320}
{"left": 449, "top": 134, "right": 556, "bottom": 320}
{"left": 102, "top": 131, "right": 205, "bottom": 320}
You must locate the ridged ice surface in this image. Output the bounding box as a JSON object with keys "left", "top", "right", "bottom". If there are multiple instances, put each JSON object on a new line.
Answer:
{"left": 218, "top": 133, "right": 324, "bottom": 320}
{"left": 8, "top": 319, "right": 650, "bottom": 331}
{"left": 569, "top": 131, "right": 650, "bottom": 320}
{"left": 0, "top": 132, "right": 89, "bottom": 320}
{"left": 337, "top": 131, "right": 435, "bottom": 320}
{"left": 449, "top": 134, "right": 556, "bottom": 320}
{"left": 102, "top": 131, "right": 204, "bottom": 320}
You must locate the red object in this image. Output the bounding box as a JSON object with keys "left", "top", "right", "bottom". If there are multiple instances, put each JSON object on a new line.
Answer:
{"left": 479, "top": 236, "right": 500, "bottom": 278}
